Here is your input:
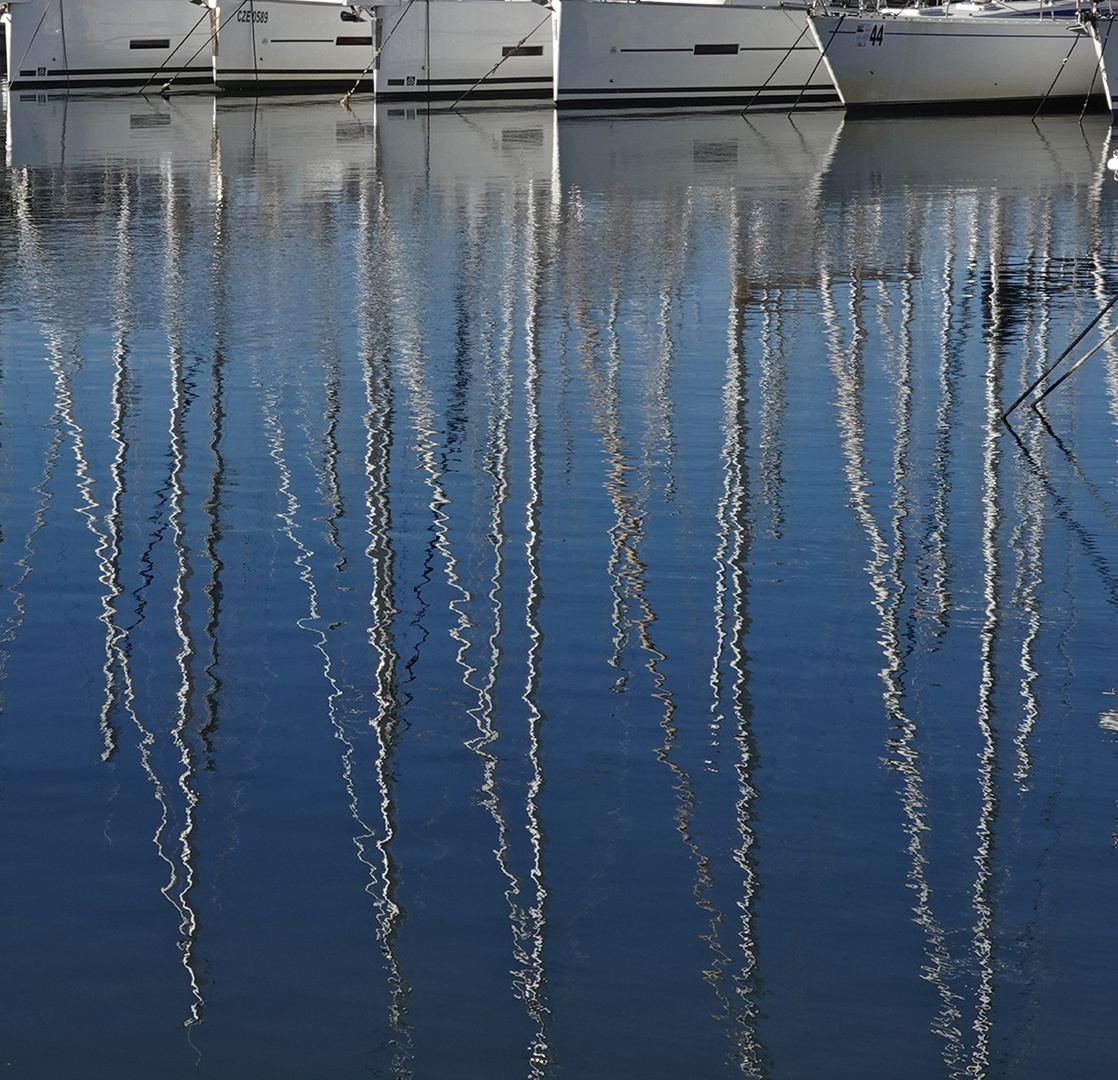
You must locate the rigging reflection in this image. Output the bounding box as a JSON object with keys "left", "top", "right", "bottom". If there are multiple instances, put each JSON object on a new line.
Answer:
{"left": 30, "top": 165, "right": 209, "bottom": 1026}
{"left": 5, "top": 91, "right": 214, "bottom": 171}
{"left": 563, "top": 135, "right": 791, "bottom": 1073}
{"left": 359, "top": 172, "right": 414, "bottom": 1077}
{"left": 716, "top": 200, "right": 766, "bottom": 1077}
{"left": 815, "top": 108, "right": 1118, "bottom": 1077}
{"left": 519, "top": 208, "right": 553, "bottom": 1074}
{"left": 7, "top": 83, "right": 1118, "bottom": 1078}
{"left": 456, "top": 166, "right": 556, "bottom": 1071}
{"left": 0, "top": 339, "right": 62, "bottom": 714}
{"left": 821, "top": 245, "right": 972, "bottom": 1073}
{"left": 162, "top": 166, "right": 209, "bottom": 1029}
{"left": 589, "top": 177, "right": 718, "bottom": 1071}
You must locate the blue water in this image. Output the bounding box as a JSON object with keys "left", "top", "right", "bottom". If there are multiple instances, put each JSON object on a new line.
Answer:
{"left": 2, "top": 92, "right": 1118, "bottom": 1079}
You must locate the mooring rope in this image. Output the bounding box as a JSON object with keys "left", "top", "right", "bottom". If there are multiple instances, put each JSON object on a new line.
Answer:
{"left": 1032, "top": 19, "right": 1086, "bottom": 118}
{"left": 1000, "top": 291, "right": 1118, "bottom": 420}
{"left": 1033, "top": 322, "right": 1118, "bottom": 410}
{"left": 10, "top": 0, "right": 62, "bottom": 85}
{"left": 340, "top": 1, "right": 416, "bottom": 109}
{"left": 741, "top": 19, "right": 810, "bottom": 115}
{"left": 140, "top": 0, "right": 246, "bottom": 97}
{"left": 791, "top": 9, "right": 847, "bottom": 116}
{"left": 449, "top": 6, "right": 552, "bottom": 111}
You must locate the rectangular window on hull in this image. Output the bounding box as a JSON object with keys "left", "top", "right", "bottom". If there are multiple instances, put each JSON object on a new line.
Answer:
{"left": 502, "top": 45, "right": 543, "bottom": 57}
{"left": 693, "top": 43, "right": 739, "bottom": 55}
{"left": 335, "top": 36, "right": 373, "bottom": 46}
{"left": 130, "top": 39, "right": 171, "bottom": 49}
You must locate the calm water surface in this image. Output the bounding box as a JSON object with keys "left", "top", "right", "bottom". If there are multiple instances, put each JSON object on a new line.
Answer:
{"left": 2, "top": 92, "right": 1118, "bottom": 1079}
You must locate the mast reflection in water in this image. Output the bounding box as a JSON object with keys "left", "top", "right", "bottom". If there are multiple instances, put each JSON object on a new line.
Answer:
{"left": 2, "top": 94, "right": 1118, "bottom": 1079}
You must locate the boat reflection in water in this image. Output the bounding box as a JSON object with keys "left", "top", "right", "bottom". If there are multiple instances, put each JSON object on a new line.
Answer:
{"left": 3, "top": 92, "right": 1118, "bottom": 1079}
{"left": 817, "top": 110, "right": 1116, "bottom": 1078}
{"left": 5, "top": 89, "right": 215, "bottom": 169}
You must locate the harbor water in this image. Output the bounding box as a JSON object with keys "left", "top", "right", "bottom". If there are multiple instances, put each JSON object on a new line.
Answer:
{"left": 2, "top": 92, "right": 1118, "bottom": 1079}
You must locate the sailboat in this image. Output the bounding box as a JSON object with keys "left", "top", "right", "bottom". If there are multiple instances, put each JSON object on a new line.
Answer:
{"left": 808, "top": 1, "right": 1106, "bottom": 112}
{"left": 3, "top": 0, "right": 214, "bottom": 91}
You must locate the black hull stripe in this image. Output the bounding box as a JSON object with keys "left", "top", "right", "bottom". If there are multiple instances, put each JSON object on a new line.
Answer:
{"left": 558, "top": 82, "right": 836, "bottom": 96}
{"left": 38, "top": 64, "right": 210, "bottom": 77}
{"left": 212, "top": 76, "right": 550, "bottom": 98}
{"left": 216, "top": 68, "right": 373, "bottom": 79}
{"left": 831, "top": 25, "right": 1088, "bottom": 41}
{"left": 216, "top": 80, "right": 373, "bottom": 93}
{"left": 556, "top": 89, "right": 839, "bottom": 109}
{"left": 844, "top": 93, "right": 1106, "bottom": 116}
{"left": 8, "top": 73, "right": 212, "bottom": 89}
{"left": 214, "top": 72, "right": 552, "bottom": 94}
{"left": 414, "top": 75, "right": 552, "bottom": 87}
{"left": 618, "top": 44, "right": 826, "bottom": 54}
{"left": 375, "top": 86, "right": 553, "bottom": 101}
{"left": 215, "top": 70, "right": 550, "bottom": 85}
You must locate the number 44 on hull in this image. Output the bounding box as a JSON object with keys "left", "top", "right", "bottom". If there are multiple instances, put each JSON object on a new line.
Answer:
{"left": 807, "top": 4, "right": 1107, "bottom": 112}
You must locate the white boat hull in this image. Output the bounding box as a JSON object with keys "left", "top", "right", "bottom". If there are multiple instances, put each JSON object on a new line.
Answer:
{"left": 1088, "top": 14, "right": 1118, "bottom": 114}
{"left": 809, "top": 11, "right": 1104, "bottom": 110}
{"left": 553, "top": 0, "right": 837, "bottom": 111}
{"left": 374, "top": 0, "right": 553, "bottom": 103}
{"left": 4, "top": 0, "right": 214, "bottom": 91}
{"left": 213, "top": 0, "right": 376, "bottom": 91}
{"left": 214, "top": 0, "right": 552, "bottom": 99}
